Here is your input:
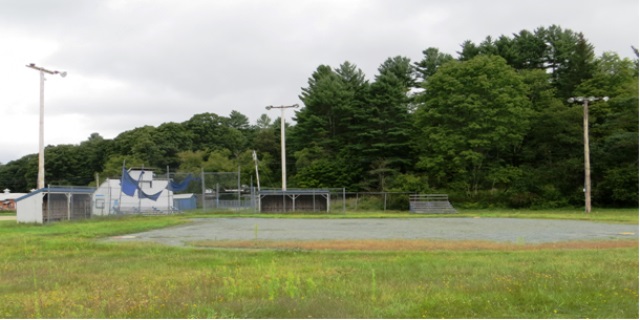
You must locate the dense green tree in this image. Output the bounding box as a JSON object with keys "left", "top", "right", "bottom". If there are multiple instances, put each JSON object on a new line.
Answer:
{"left": 509, "top": 30, "right": 547, "bottom": 69}
{"left": 456, "top": 26, "right": 597, "bottom": 100}
{"left": 537, "top": 26, "right": 597, "bottom": 98}
{"left": 45, "top": 144, "right": 86, "bottom": 186}
{"left": 362, "top": 56, "right": 416, "bottom": 190}
{"left": 478, "top": 36, "right": 499, "bottom": 55}
{"left": 112, "top": 126, "right": 162, "bottom": 166}
{"left": 457, "top": 40, "right": 480, "bottom": 61}
{"left": 520, "top": 103, "right": 583, "bottom": 207}
{"left": 177, "top": 150, "right": 208, "bottom": 173}
{"left": 510, "top": 68, "right": 583, "bottom": 207}
{"left": 220, "top": 127, "right": 248, "bottom": 160}
{"left": 182, "top": 112, "right": 226, "bottom": 151}
{"left": 251, "top": 116, "right": 286, "bottom": 188}
{"left": 292, "top": 61, "right": 369, "bottom": 189}
{"left": 226, "top": 110, "right": 251, "bottom": 131}
{"left": 202, "top": 149, "right": 237, "bottom": 173}
{"left": 78, "top": 133, "right": 111, "bottom": 179}
{"left": 331, "top": 61, "right": 371, "bottom": 171}
{"left": 294, "top": 64, "right": 342, "bottom": 153}
{"left": 0, "top": 155, "right": 37, "bottom": 192}
{"left": 577, "top": 53, "right": 639, "bottom": 206}
{"left": 252, "top": 116, "right": 278, "bottom": 153}
{"left": 414, "top": 47, "right": 454, "bottom": 85}
{"left": 294, "top": 63, "right": 369, "bottom": 154}
{"left": 255, "top": 114, "right": 272, "bottom": 129}
{"left": 415, "top": 55, "right": 532, "bottom": 195}
{"left": 44, "top": 133, "right": 113, "bottom": 186}
{"left": 154, "top": 122, "right": 193, "bottom": 170}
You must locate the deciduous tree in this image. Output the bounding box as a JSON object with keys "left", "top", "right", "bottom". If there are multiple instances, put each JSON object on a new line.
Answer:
{"left": 415, "top": 55, "right": 532, "bottom": 195}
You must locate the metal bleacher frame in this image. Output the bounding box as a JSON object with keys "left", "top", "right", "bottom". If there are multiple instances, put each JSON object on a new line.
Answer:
{"left": 409, "top": 194, "right": 457, "bottom": 214}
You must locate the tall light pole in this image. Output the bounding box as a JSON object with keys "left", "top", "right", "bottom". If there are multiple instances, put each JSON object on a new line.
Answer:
{"left": 26, "top": 63, "right": 67, "bottom": 189}
{"left": 567, "top": 96, "right": 609, "bottom": 214}
{"left": 265, "top": 104, "right": 299, "bottom": 191}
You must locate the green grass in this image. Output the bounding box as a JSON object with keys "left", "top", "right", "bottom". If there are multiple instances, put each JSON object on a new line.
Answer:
{"left": 0, "top": 212, "right": 637, "bottom": 318}
{"left": 0, "top": 210, "right": 16, "bottom": 216}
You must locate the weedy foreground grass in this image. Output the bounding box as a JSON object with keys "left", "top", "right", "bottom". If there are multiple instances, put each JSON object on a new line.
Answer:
{"left": 0, "top": 212, "right": 637, "bottom": 318}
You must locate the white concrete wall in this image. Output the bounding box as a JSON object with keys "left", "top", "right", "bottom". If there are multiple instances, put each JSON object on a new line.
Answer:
{"left": 16, "top": 192, "right": 44, "bottom": 223}
{"left": 92, "top": 177, "right": 173, "bottom": 215}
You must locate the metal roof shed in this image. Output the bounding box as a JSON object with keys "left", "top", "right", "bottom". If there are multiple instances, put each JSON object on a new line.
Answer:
{"left": 16, "top": 186, "right": 96, "bottom": 223}
{"left": 173, "top": 193, "right": 197, "bottom": 211}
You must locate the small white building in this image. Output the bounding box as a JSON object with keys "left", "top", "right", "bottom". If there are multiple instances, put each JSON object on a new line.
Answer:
{"left": 16, "top": 187, "right": 95, "bottom": 223}
{"left": 93, "top": 168, "right": 173, "bottom": 215}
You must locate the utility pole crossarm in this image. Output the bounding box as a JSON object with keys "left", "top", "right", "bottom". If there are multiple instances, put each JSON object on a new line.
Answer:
{"left": 26, "top": 63, "right": 67, "bottom": 77}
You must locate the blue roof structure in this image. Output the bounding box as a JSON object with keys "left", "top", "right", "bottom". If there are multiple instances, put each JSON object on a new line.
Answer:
{"left": 15, "top": 186, "right": 96, "bottom": 202}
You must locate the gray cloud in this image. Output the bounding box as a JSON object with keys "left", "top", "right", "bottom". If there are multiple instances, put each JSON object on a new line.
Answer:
{"left": 0, "top": 0, "right": 637, "bottom": 163}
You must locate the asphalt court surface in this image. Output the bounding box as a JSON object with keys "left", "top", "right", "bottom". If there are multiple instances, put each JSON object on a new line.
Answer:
{"left": 107, "top": 217, "right": 639, "bottom": 247}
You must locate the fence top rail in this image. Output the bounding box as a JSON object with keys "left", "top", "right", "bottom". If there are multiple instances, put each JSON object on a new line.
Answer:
{"left": 259, "top": 189, "right": 331, "bottom": 195}
{"left": 410, "top": 194, "right": 450, "bottom": 200}
{"left": 346, "top": 191, "right": 417, "bottom": 195}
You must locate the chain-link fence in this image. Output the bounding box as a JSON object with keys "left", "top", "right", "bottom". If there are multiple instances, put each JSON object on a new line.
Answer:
{"left": 44, "top": 186, "right": 95, "bottom": 222}
{"left": 338, "top": 192, "right": 414, "bottom": 212}
{"left": 23, "top": 172, "right": 433, "bottom": 223}
{"left": 255, "top": 189, "right": 415, "bottom": 213}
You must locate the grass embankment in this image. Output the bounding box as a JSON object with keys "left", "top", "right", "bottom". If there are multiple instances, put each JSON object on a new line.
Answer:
{"left": 0, "top": 210, "right": 16, "bottom": 216}
{"left": 0, "top": 211, "right": 637, "bottom": 318}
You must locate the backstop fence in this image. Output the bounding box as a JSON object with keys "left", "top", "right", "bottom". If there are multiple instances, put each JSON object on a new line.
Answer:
{"left": 50, "top": 169, "right": 454, "bottom": 217}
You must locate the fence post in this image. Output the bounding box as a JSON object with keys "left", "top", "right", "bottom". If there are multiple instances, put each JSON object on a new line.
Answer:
{"left": 201, "top": 168, "right": 206, "bottom": 211}
{"left": 216, "top": 183, "right": 220, "bottom": 209}
{"left": 384, "top": 192, "right": 387, "bottom": 212}
{"left": 46, "top": 185, "right": 50, "bottom": 222}
{"left": 342, "top": 188, "right": 346, "bottom": 213}
{"left": 66, "top": 193, "right": 71, "bottom": 220}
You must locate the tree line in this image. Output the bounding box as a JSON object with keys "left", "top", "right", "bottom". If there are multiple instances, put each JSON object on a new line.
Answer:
{"left": 0, "top": 25, "right": 637, "bottom": 208}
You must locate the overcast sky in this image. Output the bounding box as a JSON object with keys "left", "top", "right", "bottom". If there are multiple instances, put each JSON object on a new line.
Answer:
{"left": 0, "top": 0, "right": 637, "bottom": 164}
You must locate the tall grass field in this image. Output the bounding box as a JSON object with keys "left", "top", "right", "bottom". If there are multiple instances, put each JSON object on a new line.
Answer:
{"left": 0, "top": 210, "right": 637, "bottom": 318}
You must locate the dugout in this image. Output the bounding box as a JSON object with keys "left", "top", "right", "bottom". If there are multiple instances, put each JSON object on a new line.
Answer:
{"left": 259, "top": 189, "right": 330, "bottom": 213}
{"left": 16, "top": 186, "right": 95, "bottom": 223}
